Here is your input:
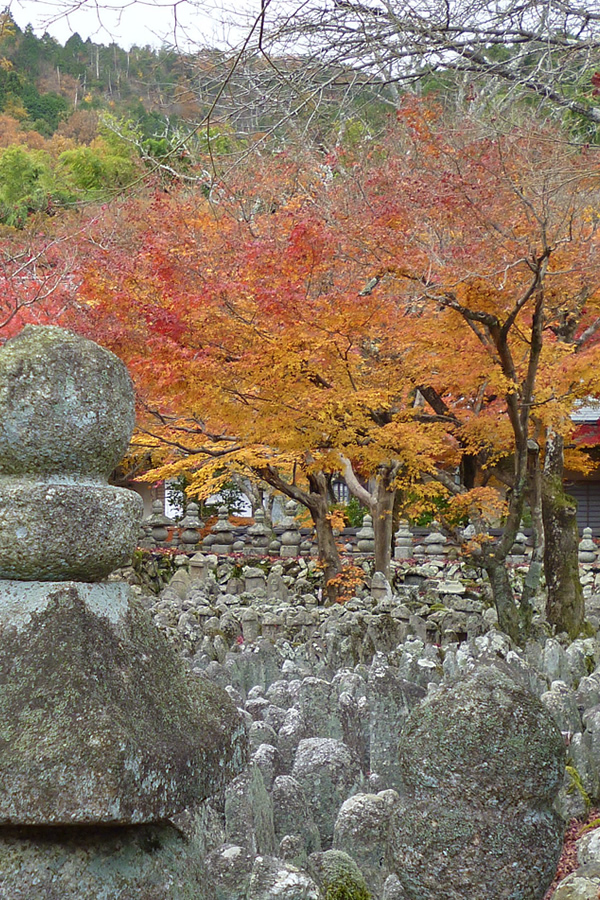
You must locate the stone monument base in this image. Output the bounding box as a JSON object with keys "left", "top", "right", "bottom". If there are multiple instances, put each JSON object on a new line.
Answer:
{"left": 0, "top": 581, "right": 247, "bottom": 825}
{"left": 0, "top": 815, "right": 214, "bottom": 900}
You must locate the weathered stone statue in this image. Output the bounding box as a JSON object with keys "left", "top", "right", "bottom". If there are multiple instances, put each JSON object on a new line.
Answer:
{"left": 388, "top": 666, "right": 566, "bottom": 900}
{"left": 0, "top": 326, "right": 247, "bottom": 897}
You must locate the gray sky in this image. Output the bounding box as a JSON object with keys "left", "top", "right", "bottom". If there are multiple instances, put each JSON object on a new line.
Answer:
{"left": 7, "top": 0, "right": 257, "bottom": 49}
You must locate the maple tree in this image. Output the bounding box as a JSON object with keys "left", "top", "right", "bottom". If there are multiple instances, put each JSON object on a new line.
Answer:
{"left": 68, "top": 104, "right": 600, "bottom": 638}
{"left": 258, "top": 0, "right": 600, "bottom": 128}
{"left": 340, "top": 458, "right": 401, "bottom": 580}
{"left": 0, "top": 224, "right": 76, "bottom": 336}
{"left": 0, "top": 176, "right": 108, "bottom": 357}
{"left": 66, "top": 151, "right": 448, "bottom": 589}
{"left": 321, "top": 102, "right": 600, "bottom": 639}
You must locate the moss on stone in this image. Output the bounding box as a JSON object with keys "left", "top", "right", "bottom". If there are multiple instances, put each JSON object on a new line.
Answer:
{"left": 390, "top": 668, "right": 566, "bottom": 900}
{"left": 0, "top": 814, "right": 215, "bottom": 898}
{"left": 0, "top": 325, "right": 135, "bottom": 477}
{"left": 0, "top": 584, "right": 248, "bottom": 823}
{"left": 566, "top": 765, "right": 591, "bottom": 811}
{"left": 311, "top": 850, "right": 371, "bottom": 900}
{"left": 580, "top": 621, "right": 598, "bottom": 643}
{"left": 398, "top": 667, "right": 565, "bottom": 805}
{"left": 325, "top": 875, "right": 371, "bottom": 900}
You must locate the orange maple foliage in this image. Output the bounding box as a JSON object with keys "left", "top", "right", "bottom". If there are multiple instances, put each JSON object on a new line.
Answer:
{"left": 68, "top": 104, "right": 600, "bottom": 628}
{"left": 323, "top": 102, "right": 600, "bottom": 636}
{"left": 69, "top": 153, "right": 448, "bottom": 583}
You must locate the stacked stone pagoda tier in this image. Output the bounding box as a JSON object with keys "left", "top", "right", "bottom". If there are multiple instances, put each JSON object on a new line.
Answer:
{"left": 0, "top": 326, "right": 141, "bottom": 580}
{"left": 0, "top": 326, "right": 246, "bottom": 828}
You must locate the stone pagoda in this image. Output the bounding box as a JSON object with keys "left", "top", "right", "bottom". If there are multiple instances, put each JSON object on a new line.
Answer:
{"left": 0, "top": 326, "right": 246, "bottom": 897}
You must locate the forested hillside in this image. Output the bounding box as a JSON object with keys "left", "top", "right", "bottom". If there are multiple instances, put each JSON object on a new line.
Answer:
{"left": 0, "top": 11, "right": 213, "bottom": 136}
{"left": 0, "top": 10, "right": 392, "bottom": 226}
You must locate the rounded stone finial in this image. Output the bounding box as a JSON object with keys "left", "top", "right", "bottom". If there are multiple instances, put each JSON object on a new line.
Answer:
{"left": 0, "top": 326, "right": 142, "bottom": 580}
{"left": 0, "top": 326, "right": 135, "bottom": 478}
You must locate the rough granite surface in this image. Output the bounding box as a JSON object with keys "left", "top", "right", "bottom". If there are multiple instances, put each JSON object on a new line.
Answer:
{"left": 0, "top": 582, "right": 248, "bottom": 824}
{"left": 0, "top": 325, "right": 135, "bottom": 476}
{"left": 389, "top": 667, "right": 566, "bottom": 900}
{"left": 0, "top": 816, "right": 215, "bottom": 899}
{"left": 0, "top": 325, "right": 143, "bottom": 580}
{"left": 0, "top": 482, "right": 142, "bottom": 580}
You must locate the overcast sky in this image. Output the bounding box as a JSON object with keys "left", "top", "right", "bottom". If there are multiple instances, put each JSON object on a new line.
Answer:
{"left": 7, "top": 0, "right": 258, "bottom": 50}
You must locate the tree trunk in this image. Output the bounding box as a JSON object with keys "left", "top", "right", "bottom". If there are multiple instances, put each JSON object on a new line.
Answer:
{"left": 341, "top": 456, "right": 399, "bottom": 580}
{"left": 474, "top": 442, "right": 533, "bottom": 645}
{"left": 306, "top": 473, "right": 341, "bottom": 592}
{"left": 484, "top": 558, "right": 523, "bottom": 645}
{"left": 520, "top": 440, "right": 543, "bottom": 628}
{"left": 312, "top": 500, "right": 342, "bottom": 586}
{"left": 372, "top": 480, "right": 396, "bottom": 580}
{"left": 254, "top": 463, "right": 342, "bottom": 596}
{"left": 542, "top": 432, "right": 584, "bottom": 638}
